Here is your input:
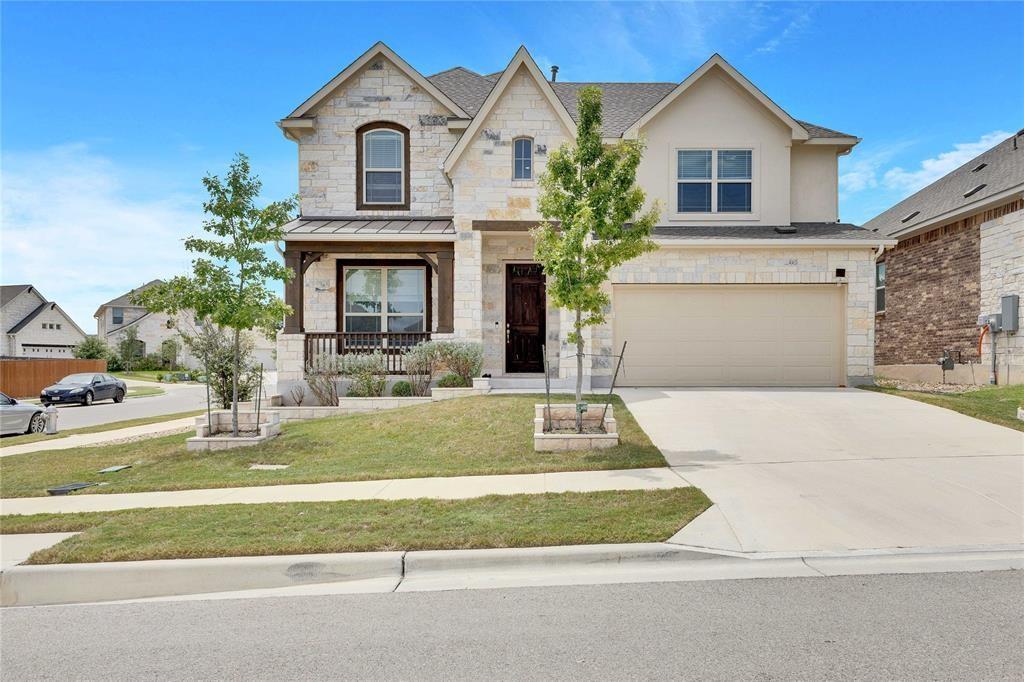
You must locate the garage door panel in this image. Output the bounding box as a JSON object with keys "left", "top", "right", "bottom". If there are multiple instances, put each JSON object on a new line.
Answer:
{"left": 613, "top": 284, "right": 844, "bottom": 387}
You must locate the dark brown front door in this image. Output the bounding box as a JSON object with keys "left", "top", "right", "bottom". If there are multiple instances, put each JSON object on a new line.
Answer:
{"left": 505, "top": 263, "right": 546, "bottom": 373}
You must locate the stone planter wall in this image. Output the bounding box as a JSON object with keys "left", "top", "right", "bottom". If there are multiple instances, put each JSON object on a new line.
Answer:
{"left": 187, "top": 411, "right": 282, "bottom": 451}
{"left": 533, "top": 403, "right": 619, "bottom": 451}
{"left": 431, "top": 377, "right": 491, "bottom": 401}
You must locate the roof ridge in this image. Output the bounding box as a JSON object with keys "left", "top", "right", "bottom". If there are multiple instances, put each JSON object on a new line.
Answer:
{"left": 428, "top": 65, "right": 483, "bottom": 78}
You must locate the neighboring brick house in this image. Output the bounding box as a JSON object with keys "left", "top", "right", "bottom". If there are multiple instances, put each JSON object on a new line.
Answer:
{"left": 864, "top": 131, "right": 1024, "bottom": 384}
{"left": 95, "top": 280, "right": 202, "bottom": 369}
{"left": 0, "top": 285, "right": 88, "bottom": 358}
{"left": 275, "top": 42, "right": 894, "bottom": 400}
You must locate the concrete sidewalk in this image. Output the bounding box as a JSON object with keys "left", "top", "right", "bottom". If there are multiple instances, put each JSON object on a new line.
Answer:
{"left": 0, "top": 467, "right": 688, "bottom": 516}
{"left": 0, "top": 417, "right": 196, "bottom": 458}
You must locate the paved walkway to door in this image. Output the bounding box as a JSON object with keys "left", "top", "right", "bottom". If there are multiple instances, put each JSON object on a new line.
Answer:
{"left": 620, "top": 388, "right": 1023, "bottom": 553}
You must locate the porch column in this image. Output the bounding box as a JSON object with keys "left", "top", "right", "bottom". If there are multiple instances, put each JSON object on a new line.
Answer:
{"left": 283, "top": 249, "right": 303, "bottom": 333}
{"left": 436, "top": 251, "right": 455, "bottom": 333}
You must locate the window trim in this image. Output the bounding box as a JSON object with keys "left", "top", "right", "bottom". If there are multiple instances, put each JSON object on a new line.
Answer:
{"left": 111, "top": 307, "right": 124, "bottom": 325}
{"left": 875, "top": 261, "right": 886, "bottom": 314}
{"left": 335, "top": 259, "right": 432, "bottom": 334}
{"left": 355, "top": 121, "right": 410, "bottom": 210}
{"left": 513, "top": 137, "right": 533, "bottom": 181}
{"left": 670, "top": 145, "right": 758, "bottom": 221}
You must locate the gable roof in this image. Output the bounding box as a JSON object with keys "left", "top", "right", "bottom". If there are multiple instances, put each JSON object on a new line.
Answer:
{"left": 443, "top": 46, "right": 577, "bottom": 175}
{"left": 623, "top": 54, "right": 808, "bottom": 140}
{"left": 0, "top": 284, "right": 35, "bottom": 308}
{"left": 94, "top": 279, "right": 164, "bottom": 318}
{"left": 863, "top": 131, "right": 1024, "bottom": 238}
{"left": 5, "top": 300, "right": 88, "bottom": 338}
{"left": 282, "top": 42, "right": 468, "bottom": 122}
{"left": 428, "top": 60, "right": 855, "bottom": 142}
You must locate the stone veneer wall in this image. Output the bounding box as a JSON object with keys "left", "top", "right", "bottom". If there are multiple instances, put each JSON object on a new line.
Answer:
{"left": 104, "top": 310, "right": 201, "bottom": 369}
{"left": 979, "top": 208, "right": 1024, "bottom": 380}
{"left": 591, "top": 246, "right": 877, "bottom": 385}
{"left": 296, "top": 56, "right": 459, "bottom": 218}
{"left": 875, "top": 199, "right": 1022, "bottom": 365}
{"left": 451, "top": 65, "right": 572, "bottom": 347}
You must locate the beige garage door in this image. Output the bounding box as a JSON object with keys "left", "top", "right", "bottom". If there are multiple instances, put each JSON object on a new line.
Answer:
{"left": 613, "top": 285, "right": 845, "bottom": 387}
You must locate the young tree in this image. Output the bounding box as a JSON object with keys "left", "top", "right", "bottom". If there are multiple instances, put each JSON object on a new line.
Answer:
{"left": 116, "top": 326, "right": 141, "bottom": 373}
{"left": 73, "top": 336, "right": 110, "bottom": 360}
{"left": 137, "top": 154, "right": 295, "bottom": 436}
{"left": 533, "top": 87, "right": 659, "bottom": 429}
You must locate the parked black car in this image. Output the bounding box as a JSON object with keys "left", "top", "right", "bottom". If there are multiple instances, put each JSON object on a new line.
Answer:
{"left": 40, "top": 373, "right": 127, "bottom": 406}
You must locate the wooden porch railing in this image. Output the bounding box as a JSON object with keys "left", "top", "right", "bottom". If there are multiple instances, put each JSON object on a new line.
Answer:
{"left": 303, "top": 332, "right": 431, "bottom": 374}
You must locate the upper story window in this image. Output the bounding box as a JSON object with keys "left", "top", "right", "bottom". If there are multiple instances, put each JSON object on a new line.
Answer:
{"left": 513, "top": 138, "right": 533, "bottom": 180}
{"left": 357, "top": 122, "right": 409, "bottom": 210}
{"left": 112, "top": 307, "right": 124, "bottom": 325}
{"left": 875, "top": 261, "right": 886, "bottom": 313}
{"left": 676, "top": 149, "right": 753, "bottom": 214}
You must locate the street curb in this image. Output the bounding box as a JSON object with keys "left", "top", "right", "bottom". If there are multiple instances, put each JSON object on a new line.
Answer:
{"left": 1, "top": 551, "right": 403, "bottom": 607}
{"left": 3, "top": 544, "right": 1022, "bottom": 607}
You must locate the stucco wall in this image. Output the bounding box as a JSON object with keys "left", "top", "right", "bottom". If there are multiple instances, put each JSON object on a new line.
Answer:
{"left": 980, "top": 208, "right": 1024, "bottom": 381}
{"left": 635, "top": 68, "right": 793, "bottom": 226}
{"left": 590, "top": 245, "right": 877, "bottom": 385}
{"left": 296, "top": 56, "right": 459, "bottom": 217}
{"left": 791, "top": 146, "right": 840, "bottom": 223}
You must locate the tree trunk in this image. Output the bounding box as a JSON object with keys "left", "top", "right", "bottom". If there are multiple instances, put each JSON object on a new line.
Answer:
{"left": 231, "top": 328, "right": 240, "bottom": 437}
{"left": 575, "top": 310, "right": 584, "bottom": 433}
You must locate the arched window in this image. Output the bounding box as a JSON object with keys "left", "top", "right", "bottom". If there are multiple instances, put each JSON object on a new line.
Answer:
{"left": 513, "top": 137, "right": 533, "bottom": 180}
{"left": 357, "top": 122, "right": 409, "bottom": 209}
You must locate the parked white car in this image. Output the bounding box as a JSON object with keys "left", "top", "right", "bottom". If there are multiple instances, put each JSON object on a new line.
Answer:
{"left": 0, "top": 391, "right": 46, "bottom": 435}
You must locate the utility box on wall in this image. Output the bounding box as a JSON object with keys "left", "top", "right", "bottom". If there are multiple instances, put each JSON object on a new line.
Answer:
{"left": 1001, "top": 294, "right": 1019, "bottom": 333}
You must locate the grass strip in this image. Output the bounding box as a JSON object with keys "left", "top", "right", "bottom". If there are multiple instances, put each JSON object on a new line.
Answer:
{"left": 0, "top": 410, "right": 203, "bottom": 448}
{"left": 0, "top": 395, "right": 665, "bottom": 498}
{"left": 0, "top": 488, "right": 711, "bottom": 564}
{"left": 861, "top": 384, "right": 1023, "bottom": 432}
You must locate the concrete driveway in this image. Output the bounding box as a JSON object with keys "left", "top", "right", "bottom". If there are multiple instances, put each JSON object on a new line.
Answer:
{"left": 620, "top": 388, "right": 1023, "bottom": 554}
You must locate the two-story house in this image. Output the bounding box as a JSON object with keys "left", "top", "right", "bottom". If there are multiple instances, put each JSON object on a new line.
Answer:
{"left": 275, "top": 42, "right": 894, "bottom": 399}
{"left": 95, "top": 280, "right": 201, "bottom": 368}
{"left": 1, "top": 285, "right": 88, "bottom": 358}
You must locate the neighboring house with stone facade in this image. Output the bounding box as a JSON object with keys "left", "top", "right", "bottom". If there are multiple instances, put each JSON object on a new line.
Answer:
{"left": 865, "top": 130, "right": 1023, "bottom": 385}
{"left": 95, "top": 281, "right": 201, "bottom": 369}
{"left": 275, "top": 42, "right": 894, "bottom": 400}
{"left": 1, "top": 285, "right": 88, "bottom": 358}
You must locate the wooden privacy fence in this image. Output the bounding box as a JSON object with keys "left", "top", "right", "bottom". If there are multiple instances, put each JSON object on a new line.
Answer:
{"left": 0, "top": 358, "right": 108, "bottom": 398}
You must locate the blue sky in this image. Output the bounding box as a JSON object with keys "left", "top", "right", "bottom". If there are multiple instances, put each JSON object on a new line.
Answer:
{"left": 2, "top": 1, "right": 1022, "bottom": 330}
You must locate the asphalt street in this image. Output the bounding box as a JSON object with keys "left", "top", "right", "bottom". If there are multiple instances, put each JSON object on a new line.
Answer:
{"left": 2, "top": 570, "right": 1021, "bottom": 680}
{"left": 23, "top": 382, "right": 208, "bottom": 431}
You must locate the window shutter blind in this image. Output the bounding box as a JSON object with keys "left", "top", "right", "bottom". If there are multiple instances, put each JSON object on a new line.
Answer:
{"left": 677, "top": 150, "right": 712, "bottom": 179}
{"left": 717, "top": 150, "right": 752, "bottom": 179}
{"left": 366, "top": 131, "right": 402, "bottom": 169}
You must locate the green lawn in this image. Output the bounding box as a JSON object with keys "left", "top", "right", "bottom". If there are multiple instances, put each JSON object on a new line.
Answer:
{"left": 112, "top": 371, "right": 197, "bottom": 384}
{"left": 0, "top": 395, "right": 666, "bottom": 498}
{"left": 861, "top": 383, "right": 1024, "bottom": 432}
{"left": 0, "top": 410, "right": 203, "bottom": 447}
{"left": 0, "top": 488, "right": 710, "bottom": 564}
{"left": 125, "top": 386, "right": 164, "bottom": 398}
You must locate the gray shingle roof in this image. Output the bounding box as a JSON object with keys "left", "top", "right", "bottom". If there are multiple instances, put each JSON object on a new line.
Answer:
{"left": 283, "top": 216, "right": 455, "bottom": 237}
{"left": 0, "top": 284, "right": 33, "bottom": 308}
{"left": 6, "top": 302, "right": 50, "bottom": 334}
{"left": 427, "top": 68, "right": 855, "bottom": 140}
{"left": 653, "top": 223, "right": 879, "bottom": 241}
{"left": 863, "top": 132, "right": 1024, "bottom": 237}
{"left": 97, "top": 280, "right": 164, "bottom": 309}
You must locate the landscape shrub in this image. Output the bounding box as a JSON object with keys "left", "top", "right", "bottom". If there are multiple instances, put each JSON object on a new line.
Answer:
{"left": 305, "top": 354, "right": 343, "bottom": 406}
{"left": 390, "top": 380, "right": 413, "bottom": 397}
{"left": 180, "top": 322, "right": 259, "bottom": 408}
{"left": 72, "top": 337, "right": 110, "bottom": 361}
{"left": 342, "top": 351, "right": 387, "bottom": 397}
{"left": 402, "top": 341, "right": 443, "bottom": 396}
{"left": 437, "top": 373, "right": 470, "bottom": 388}
{"left": 438, "top": 342, "right": 483, "bottom": 384}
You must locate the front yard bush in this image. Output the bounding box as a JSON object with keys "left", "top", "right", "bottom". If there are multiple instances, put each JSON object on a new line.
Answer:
{"left": 439, "top": 341, "right": 483, "bottom": 384}
{"left": 305, "top": 354, "right": 343, "bottom": 406}
{"left": 438, "top": 373, "right": 470, "bottom": 388}
{"left": 343, "top": 351, "right": 387, "bottom": 397}
{"left": 391, "top": 380, "right": 413, "bottom": 397}
{"left": 403, "top": 341, "right": 443, "bottom": 396}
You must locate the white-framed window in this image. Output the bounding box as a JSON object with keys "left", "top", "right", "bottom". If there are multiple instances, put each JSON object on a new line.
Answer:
{"left": 513, "top": 137, "right": 533, "bottom": 180}
{"left": 362, "top": 128, "right": 405, "bottom": 205}
{"left": 343, "top": 266, "right": 426, "bottom": 333}
{"left": 875, "top": 261, "right": 886, "bottom": 313}
{"left": 676, "top": 148, "right": 753, "bottom": 214}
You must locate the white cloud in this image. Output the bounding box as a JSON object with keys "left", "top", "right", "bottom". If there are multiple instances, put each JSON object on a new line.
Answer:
{"left": 1, "top": 144, "right": 203, "bottom": 333}
{"left": 756, "top": 6, "right": 813, "bottom": 54}
{"left": 883, "top": 130, "right": 1010, "bottom": 194}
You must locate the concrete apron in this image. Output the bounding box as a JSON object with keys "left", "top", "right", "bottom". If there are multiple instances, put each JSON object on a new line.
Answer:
{"left": 3, "top": 541, "right": 1021, "bottom": 608}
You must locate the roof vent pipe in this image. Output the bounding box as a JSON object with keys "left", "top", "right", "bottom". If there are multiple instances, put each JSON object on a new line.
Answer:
{"left": 550, "top": 65, "right": 559, "bottom": 82}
